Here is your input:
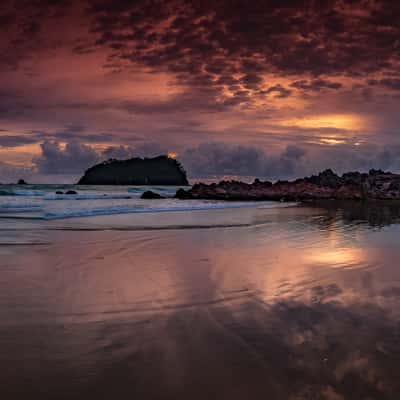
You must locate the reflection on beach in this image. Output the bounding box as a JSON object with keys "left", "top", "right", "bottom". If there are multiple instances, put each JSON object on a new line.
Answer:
{"left": 306, "top": 247, "right": 364, "bottom": 268}
{"left": 1, "top": 202, "right": 400, "bottom": 399}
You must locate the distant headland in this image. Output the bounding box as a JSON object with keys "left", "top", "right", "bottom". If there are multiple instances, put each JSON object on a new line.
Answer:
{"left": 175, "top": 169, "right": 400, "bottom": 201}
{"left": 78, "top": 155, "right": 188, "bottom": 185}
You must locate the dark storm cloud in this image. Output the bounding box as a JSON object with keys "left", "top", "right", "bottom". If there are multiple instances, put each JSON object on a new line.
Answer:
{"left": 2, "top": 0, "right": 399, "bottom": 115}
{"left": 3, "top": 0, "right": 400, "bottom": 102}
{"left": 179, "top": 142, "right": 307, "bottom": 179}
{"left": 299, "top": 143, "right": 400, "bottom": 177}
{"left": 84, "top": 0, "right": 400, "bottom": 94}
{"left": 20, "top": 138, "right": 400, "bottom": 180}
{"left": 0, "top": 12, "right": 15, "bottom": 26}
{"left": 368, "top": 78, "right": 400, "bottom": 91}
{"left": 120, "top": 93, "right": 225, "bottom": 114}
{"left": 290, "top": 79, "right": 343, "bottom": 91}
{"left": 101, "top": 142, "right": 168, "bottom": 159}
{"left": 32, "top": 140, "right": 169, "bottom": 175}
{"left": 0, "top": 126, "right": 117, "bottom": 151}
{"left": 0, "top": 134, "right": 37, "bottom": 147}
{"left": 239, "top": 73, "right": 264, "bottom": 90}
{"left": 29, "top": 126, "right": 117, "bottom": 144}
{"left": 0, "top": 0, "right": 72, "bottom": 70}
{"left": 0, "top": 85, "right": 230, "bottom": 124}
{"left": 50, "top": 129, "right": 115, "bottom": 143}
{"left": 33, "top": 140, "right": 99, "bottom": 174}
{"left": 32, "top": 140, "right": 306, "bottom": 179}
{"left": 264, "top": 85, "right": 292, "bottom": 99}
{"left": 101, "top": 145, "right": 134, "bottom": 160}
{"left": 179, "top": 142, "right": 400, "bottom": 180}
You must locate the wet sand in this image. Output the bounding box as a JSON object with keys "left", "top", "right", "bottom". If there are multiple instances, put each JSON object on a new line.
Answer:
{"left": 1, "top": 204, "right": 400, "bottom": 399}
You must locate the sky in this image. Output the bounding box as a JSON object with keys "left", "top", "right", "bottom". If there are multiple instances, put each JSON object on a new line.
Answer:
{"left": 0, "top": 0, "right": 399, "bottom": 182}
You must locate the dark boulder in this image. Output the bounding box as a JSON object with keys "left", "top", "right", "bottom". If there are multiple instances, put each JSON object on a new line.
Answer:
{"left": 17, "top": 179, "right": 27, "bottom": 185}
{"left": 141, "top": 190, "right": 165, "bottom": 199}
{"left": 175, "top": 188, "right": 193, "bottom": 199}
{"left": 55, "top": 191, "right": 64, "bottom": 195}
{"left": 66, "top": 190, "right": 78, "bottom": 195}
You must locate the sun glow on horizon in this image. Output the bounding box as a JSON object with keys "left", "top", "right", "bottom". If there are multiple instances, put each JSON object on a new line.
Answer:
{"left": 167, "top": 152, "right": 177, "bottom": 159}
{"left": 282, "top": 114, "right": 364, "bottom": 131}
{"left": 319, "top": 138, "right": 347, "bottom": 145}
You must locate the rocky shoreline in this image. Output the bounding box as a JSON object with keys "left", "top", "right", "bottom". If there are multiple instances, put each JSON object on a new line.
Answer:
{"left": 174, "top": 169, "right": 400, "bottom": 201}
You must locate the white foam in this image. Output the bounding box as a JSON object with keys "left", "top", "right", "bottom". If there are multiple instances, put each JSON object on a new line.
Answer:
{"left": 44, "top": 201, "right": 295, "bottom": 219}
{"left": 127, "top": 187, "right": 181, "bottom": 197}
{"left": 43, "top": 193, "right": 136, "bottom": 200}
{"left": 0, "top": 202, "right": 43, "bottom": 214}
{"left": 127, "top": 187, "right": 182, "bottom": 192}
{"left": 0, "top": 190, "right": 44, "bottom": 196}
{"left": 0, "top": 203, "right": 42, "bottom": 209}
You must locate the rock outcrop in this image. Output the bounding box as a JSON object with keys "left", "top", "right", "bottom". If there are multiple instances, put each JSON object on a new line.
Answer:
{"left": 175, "top": 169, "right": 400, "bottom": 201}
{"left": 141, "top": 190, "right": 165, "bottom": 199}
{"left": 78, "top": 156, "right": 188, "bottom": 185}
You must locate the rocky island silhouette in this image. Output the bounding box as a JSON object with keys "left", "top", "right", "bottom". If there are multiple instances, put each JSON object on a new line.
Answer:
{"left": 78, "top": 155, "right": 188, "bottom": 185}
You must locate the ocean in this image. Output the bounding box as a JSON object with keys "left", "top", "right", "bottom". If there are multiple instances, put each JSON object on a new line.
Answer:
{"left": 1, "top": 185, "right": 400, "bottom": 399}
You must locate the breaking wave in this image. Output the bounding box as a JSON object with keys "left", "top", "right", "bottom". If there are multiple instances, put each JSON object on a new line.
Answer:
{"left": 43, "top": 193, "right": 136, "bottom": 200}
{"left": 44, "top": 201, "right": 293, "bottom": 220}
{"left": 0, "top": 189, "right": 44, "bottom": 196}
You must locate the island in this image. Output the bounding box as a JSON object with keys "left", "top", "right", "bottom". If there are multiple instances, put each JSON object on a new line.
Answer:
{"left": 78, "top": 155, "right": 188, "bottom": 185}
{"left": 175, "top": 169, "right": 400, "bottom": 201}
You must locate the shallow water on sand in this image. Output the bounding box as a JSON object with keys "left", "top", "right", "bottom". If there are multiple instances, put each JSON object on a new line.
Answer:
{"left": 1, "top": 200, "right": 400, "bottom": 399}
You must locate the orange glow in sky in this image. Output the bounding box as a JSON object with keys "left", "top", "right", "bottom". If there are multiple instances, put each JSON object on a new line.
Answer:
{"left": 282, "top": 114, "right": 364, "bottom": 131}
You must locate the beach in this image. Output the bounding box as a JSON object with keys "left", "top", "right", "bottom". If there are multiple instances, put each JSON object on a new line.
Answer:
{"left": 1, "top": 186, "right": 400, "bottom": 399}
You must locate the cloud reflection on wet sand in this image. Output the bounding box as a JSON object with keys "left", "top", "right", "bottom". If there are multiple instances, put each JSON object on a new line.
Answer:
{"left": 1, "top": 203, "right": 400, "bottom": 399}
